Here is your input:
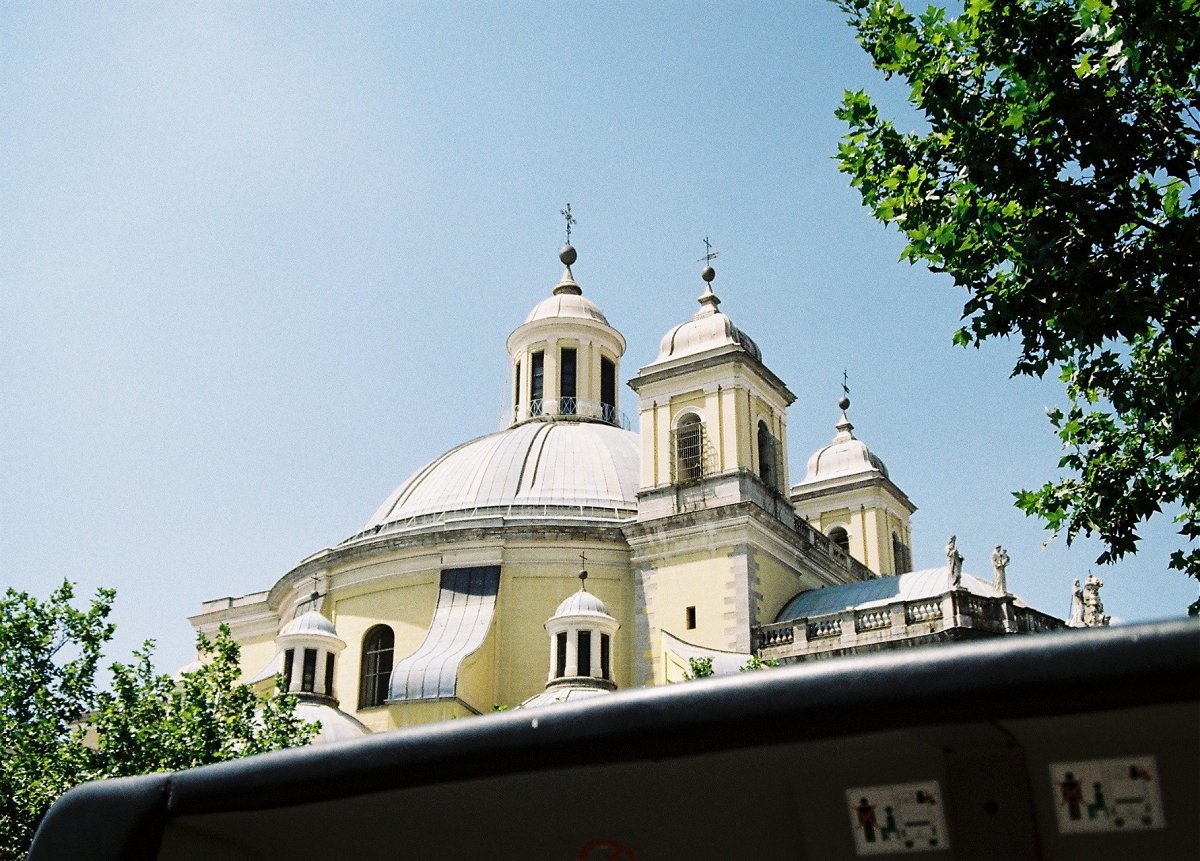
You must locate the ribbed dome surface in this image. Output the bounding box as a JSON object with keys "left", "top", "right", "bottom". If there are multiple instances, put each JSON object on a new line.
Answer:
{"left": 359, "top": 420, "right": 640, "bottom": 533}
{"left": 553, "top": 589, "right": 614, "bottom": 619}
{"left": 525, "top": 291, "right": 609, "bottom": 324}
{"left": 280, "top": 608, "right": 338, "bottom": 639}
{"left": 798, "top": 409, "right": 889, "bottom": 484}
{"left": 654, "top": 284, "right": 761, "bottom": 364}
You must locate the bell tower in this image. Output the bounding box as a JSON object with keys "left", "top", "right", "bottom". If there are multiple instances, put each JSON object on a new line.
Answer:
{"left": 624, "top": 254, "right": 854, "bottom": 686}
{"left": 627, "top": 262, "right": 795, "bottom": 522}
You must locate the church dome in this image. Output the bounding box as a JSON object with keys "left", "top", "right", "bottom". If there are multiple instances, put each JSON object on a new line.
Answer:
{"left": 279, "top": 606, "right": 337, "bottom": 639}
{"left": 524, "top": 290, "right": 609, "bottom": 325}
{"left": 552, "top": 588, "right": 613, "bottom": 619}
{"left": 799, "top": 398, "right": 889, "bottom": 484}
{"left": 655, "top": 275, "right": 761, "bottom": 364}
{"left": 355, "top": 420, "right": 640, "bottom": 536}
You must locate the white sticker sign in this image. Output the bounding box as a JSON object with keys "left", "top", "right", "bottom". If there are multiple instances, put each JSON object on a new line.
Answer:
{"left": 1049, "top": 756, "right": 1164, "bottom": 833}
{"left": 845, "top": 781, "right": 949, "bottom": 855}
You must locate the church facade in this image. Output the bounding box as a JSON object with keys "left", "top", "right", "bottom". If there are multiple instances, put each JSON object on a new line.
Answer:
{"left": 189, "top": 243, "right": 1064, "bottom": 740}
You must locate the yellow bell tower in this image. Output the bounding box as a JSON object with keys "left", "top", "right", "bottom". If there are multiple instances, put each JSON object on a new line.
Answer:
{"left": 625, "top": 259, "right": 866, "bottom": 686}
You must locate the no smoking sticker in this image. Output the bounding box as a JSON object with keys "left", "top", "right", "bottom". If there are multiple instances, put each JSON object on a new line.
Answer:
{"left": 1050, "top": 756, "right": 1164, "bottom": 834}
{"left": 845, "top": 781, "right": 949, "bottom": 855}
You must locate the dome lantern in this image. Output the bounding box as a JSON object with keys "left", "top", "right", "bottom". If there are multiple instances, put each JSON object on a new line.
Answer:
{"left": 505, "top": 233, "right": 627, "bottom": 427}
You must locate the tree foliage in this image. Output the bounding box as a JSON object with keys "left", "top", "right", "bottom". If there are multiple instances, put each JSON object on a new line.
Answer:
{"left": 1, "top": 582, "right": 317, "bottom": 859}
{"left": 835, "top": 0, "right": 1200, "bottom": 611}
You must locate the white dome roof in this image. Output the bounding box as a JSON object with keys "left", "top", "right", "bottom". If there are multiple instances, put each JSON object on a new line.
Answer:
{"left": 799, "top": 407, "right": 889, "bottom": 484}
{"left": 356, "top": 420, "right": 640, "bottom": 536}
{"left": 279, "top": 607, "right": 337, "bottom": 639}
{"left": 655, "top": 284, "right": 761, "bottom": 364}
{"left": 552, "top": 588, "right": 614, "bottom": 619}
{"left": 525, "top": 286, "right": 609, "bottom": 325}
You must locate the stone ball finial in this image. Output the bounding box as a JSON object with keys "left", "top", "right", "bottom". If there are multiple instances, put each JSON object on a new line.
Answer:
{"left": 838, "top": 396, "right": 851, "bottom": 411}
{"left": 559, "top": 244, "right": 577, "bottom": 267}
{"left": 701, "top": 265, "right": 716, "bottom": 283}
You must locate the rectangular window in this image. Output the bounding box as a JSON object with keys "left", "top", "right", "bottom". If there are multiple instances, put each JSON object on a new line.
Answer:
{"left": 600, "top": 357, "right": 616, "bottom": 422}
{"left": 283, "top": 649, "right": 295, "bottom": 689}
{"left": 324, "top": 653, "right": 335, "bottom": 697}
{"left": 531, "top": 351, "right": 544, "bottom": 414}
{"left": 686, "top": 606, "right": 697, "bottom": 630}
{"left": 513, "top": 360, "right": 521, "bottom": 410}
{"left": 600, "top": 633, "right": 610, "bottom": 680}
{"left": 301, "top": 648, "right": 317, "bottom": 693}
{"left": 577, "top": 630, "right": 591, "bottom": 676}
{"left": 556, "top": 631, "right": 567, "bottom": 678}
{"left": 560, "top": 347, "right": 576, "bottom": 414}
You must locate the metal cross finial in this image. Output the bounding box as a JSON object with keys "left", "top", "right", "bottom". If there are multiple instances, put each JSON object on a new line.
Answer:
{"left": 578, "top": 551, "right": 588, "bottom": 589}
{"left": 561, "top": 203, "right": 575, "bottom": 244}
{"left": 842, "top": 369, "right": 850, "bottom": 399}
{"left": 698, "top": 236, "right": 720, "bottom": 264}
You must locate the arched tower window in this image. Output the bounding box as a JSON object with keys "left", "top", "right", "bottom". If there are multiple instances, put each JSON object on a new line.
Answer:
{"left": 828, "top": 526, "right": 850, "bottom": 555}
{"left": 358, "top": 625, "right": 394, "bottom": 709}
{"left": 674, "top": 413, "right": 704, "bottom": 482}
{"left": 757, "top": 420, "right": 773, "bottom": 486}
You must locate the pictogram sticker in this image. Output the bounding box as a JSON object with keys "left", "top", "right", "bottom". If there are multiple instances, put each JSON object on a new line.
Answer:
{"left": 1049, "top": 756, "right": 1164, "bottom": 834}
{"left": 845, "top": 781, "right": 949, "bottom": 855}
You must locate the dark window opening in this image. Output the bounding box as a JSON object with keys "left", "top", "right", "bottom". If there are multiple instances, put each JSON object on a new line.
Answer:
{"left": 301, "top": 648, "right": 317, "bottom": 693}
{"left": 686, "top": 606, "right": 697, "bottom": 630}
{"left": 892, "top": 532, "right": 911, "bottom": 574}
{"left": 560, "top": 347, "right": 576, "bottom": 414}
{"left": 829, "top": 526, "right": 850, "bottom": 554}
{"left": 601, "top": 356, "right": 616, "bottom": 422}
{"left": 324, "top": 653, "right": 335, "bottom": 697}
{"left": 556, "top": 631, "right": 567, "bottom": 678}
{"left": 757, "top": 420, "right": 773, "bottom": 485}
{"left": 531, "top": 351, "right": 544, "bottom": 415}
{"left": 513, "top": 361, "right": 521, "bottom": 410}
{"left": 577, "top": 630, "right": 592, "bottom": 676}
{"left": 282, "top": 649, "right": 294, "bottom": 690}
{"left": 600, "top": 633, "right": 611, "bottom": 680}
{"left": 675, "top": 415, "right": 703, "bottom": 481}
{"left": 359, "top": 625, "right": 395, "bottom": 709}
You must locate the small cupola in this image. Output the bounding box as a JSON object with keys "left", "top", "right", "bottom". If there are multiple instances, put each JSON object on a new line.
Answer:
{"left": 506, "top": 223, "right": 627, "bottom": 427}
{"left": 544, "top": 567, "right": 619, "bottom": 691}
{"left": 275, "top": 590, "right": 347, "bottom": 705}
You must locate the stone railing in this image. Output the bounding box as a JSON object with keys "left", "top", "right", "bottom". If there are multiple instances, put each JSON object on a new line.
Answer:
{"left": 791, "top": 516, "right": 875, "bottom": 582}
{"left": 855, "top": 608, "right": 891, "bottom": 632}
{"left": 754, "top": 590, "right": 1065, "bottom": 661}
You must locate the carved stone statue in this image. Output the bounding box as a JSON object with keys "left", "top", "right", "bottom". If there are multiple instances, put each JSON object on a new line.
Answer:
{"left": 991, "top": 545, "right": 1010, "bottom": 594}
{"left": 946, "top": 535, "right": 964, "bottom": 588}
{"left": 1081, "top": 573, "right": 1111, "bottom": 627}
{"left": 1068, "top": 579, "right": 1085, "bottom": 626}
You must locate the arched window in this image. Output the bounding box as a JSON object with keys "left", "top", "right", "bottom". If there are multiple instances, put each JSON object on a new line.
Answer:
{"left": 828, "top": 526, "right": 850, "bottom": 554}
{"left": 674, "top": 413, "right": 704, "bottom": 482}
{"left": 559, "top": 347, "right": 577, "bottom": 414}
{"left": 358, "top": 625, "right": 394, "bottom": 709}
{"left": 757, "top": 420, "right": 773, "bottom": 485}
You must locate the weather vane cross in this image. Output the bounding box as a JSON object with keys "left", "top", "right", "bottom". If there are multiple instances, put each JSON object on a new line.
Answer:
{"left": 699, "top": 236, "right": 720, "bottom": 264}
{"left": 842, "top": 369, "right": 850, "bottom": 399}
{"left": 561, "top": 203, "right": 575, "bottom": 244}
{"left": 578, "top": 551, "right": 588, "bottom": 588}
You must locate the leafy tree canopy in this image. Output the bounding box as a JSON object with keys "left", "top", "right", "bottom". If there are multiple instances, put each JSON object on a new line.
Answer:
{"left": 1, "top": 582, "right": 318, "bottom": 858}
{"left": 835, "top": 0, "right": 1200, "bottom": 610}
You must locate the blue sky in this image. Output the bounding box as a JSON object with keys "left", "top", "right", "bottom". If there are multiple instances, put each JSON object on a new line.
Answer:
{"left": 3, "top": 1, "right": 1193, "bottom": 674}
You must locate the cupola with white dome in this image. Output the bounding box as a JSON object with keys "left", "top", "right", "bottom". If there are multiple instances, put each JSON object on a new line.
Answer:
{"left": 505, "top": 226, "right": 627, "bottom": 427}
{"left": 791, "top": 394, "right": 916, "bottom": 576}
